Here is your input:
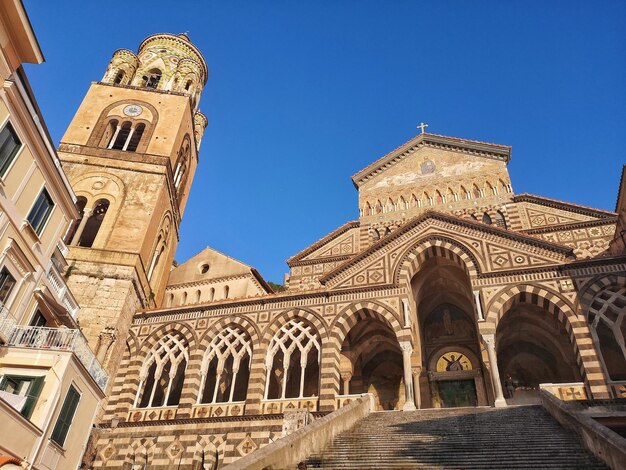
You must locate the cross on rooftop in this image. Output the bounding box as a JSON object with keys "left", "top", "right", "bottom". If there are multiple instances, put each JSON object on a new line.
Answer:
{"left": 417, "top": 122, "right": 429, "bottom": 134}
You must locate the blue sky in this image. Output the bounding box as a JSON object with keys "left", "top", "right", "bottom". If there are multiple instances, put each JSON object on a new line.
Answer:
{"left": 23, "top": 1, "right": 626, "bottom": 284}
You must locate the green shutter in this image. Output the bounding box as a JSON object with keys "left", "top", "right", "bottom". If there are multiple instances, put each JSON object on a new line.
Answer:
{"left": 21, "top": 376, "right": 45, "bottom": 419}
{"left": 50, "top": 385, "right": 80, "bottom": 446}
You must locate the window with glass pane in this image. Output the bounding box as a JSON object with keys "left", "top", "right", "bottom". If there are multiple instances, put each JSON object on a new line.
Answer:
{"left": 27, "top": 189, "right": 54, "bottom": 235}
{"left": 0, "top": 123, "right": 21, "bottom": 177}
{"left": 0, "top": 375, "right": 44, "bottom": 418}
{"left": 0, "top": 267, "right": 16, "bottom": 305}
{"left": 51, "top": 385, "right": 80, "bottom": 447}
{"left": 30, "top": 310, "right": 48, "bottom": 327}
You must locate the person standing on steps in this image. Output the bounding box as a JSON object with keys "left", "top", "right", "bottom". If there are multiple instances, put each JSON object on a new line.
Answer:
{"left": 504, "top": 374, "right": 516, "bottom": 399}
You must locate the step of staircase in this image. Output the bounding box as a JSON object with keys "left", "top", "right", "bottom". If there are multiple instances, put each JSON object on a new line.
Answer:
{"left": 305, "top": 405, "right": 607, "bottom": 469}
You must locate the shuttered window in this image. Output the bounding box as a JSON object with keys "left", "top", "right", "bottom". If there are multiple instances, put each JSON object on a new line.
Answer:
{"left": 0, "top": 375, "right": 44, "bottom": 419}
{"left": 50, "top": 385, "right": 81, "bottom": 447}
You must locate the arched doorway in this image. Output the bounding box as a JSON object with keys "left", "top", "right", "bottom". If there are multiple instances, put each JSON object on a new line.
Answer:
{"left": 496, "top": 302, "right": 582, "bottom": 403}
{"left": 411, "top": 253, "right": 488, "bottom": 408}
{"left": 340, "top": 317, "right": 404, "bottom": 410}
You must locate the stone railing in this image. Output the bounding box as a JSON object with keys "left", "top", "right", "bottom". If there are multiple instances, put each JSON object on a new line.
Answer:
{"left": 223, "top": 394, "right": 374, "bottom": 470}
{"left": 540, "top": 389, "right": 626, "bottom": 470}
{"left": 46, "top": 262, "right": 79, "bottom": 318}
{"left": 260, "top": 397, "right": 318, "bottom": 415}
{"left": 7, "top": 326, "right": 108, "bottom": 391}
{"left": 0, "top": 303, "right": 17, "bottom": 344}
{"left": 539, "top": 382, "right": 588, "bottom": 401}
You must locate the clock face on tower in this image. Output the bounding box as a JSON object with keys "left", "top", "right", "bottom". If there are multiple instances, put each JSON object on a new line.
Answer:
{"left": 123, "top": 104, "right": 143, "bottom": 117}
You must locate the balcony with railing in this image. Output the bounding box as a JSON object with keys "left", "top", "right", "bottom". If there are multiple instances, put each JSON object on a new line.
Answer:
{"left": 0, "top": 303, "right": 17, "bottom": 344}
{"left": 5, "top": 326, "right": 108, "bottom": 391}
{"left": 45, "top": 261, "right": 79, "bottom": 318}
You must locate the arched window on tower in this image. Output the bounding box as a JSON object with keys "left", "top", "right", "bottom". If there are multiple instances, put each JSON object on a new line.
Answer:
{"left": 265, "top": 319, "right": 321, "bottom": 400}
{"left": 210, "top": 288, "right": 215, "bottom": 301}
{"left": 109, "top": 121, "right": 131, "bottom": 150}
{"left": 182, "top": 292, "right": 188, "bottom": 305}
{"left": 113, "top": 71, "right": 125, "bottom": 85}
{"left": 482, "top": 213, "right": 493, "bottom": 225}
{"left": 410, "top": 194, "right": 419, "bottom": 208}
{"left": 472, "top": 184, "right": 482, "bottom": 199}
{"left": 64, "top": 196, "right": 87, "bottom": 244}
{"left": 147, "top": 218, "right": 171, "bottom": 282}
{"left": 167, "top": 294, "right": 174, "bottom": 307}
{"left": 143, "top": 69, "right": 162, "bottom": 89}
{"left": 135, "top": 332, "right": 189, "bottom": 408}
{"left": 78, "top": 199, "right": 109, "bottom": 247}
{"left": 486, "top": 181, "right": 495, "bottom": 196}
{"left": 185, "top": 80, "right": 193, "bottom": 91}
{"left": 224, "top": 285, "right": 230, "bottom": 299}
{"left": 494, "top": 211, "right": 507, "bottom": 229}
{"left": 199, "top": 325, "right": 252, "bottom": 404}
{"left": 386, "top": 198, "right": 394, "bottom": 213}
{"left": 195, "top": 290, "right": 201, "bottom": 303}
{"left": 125, "top": 123, "right": 145, "bottom": 152}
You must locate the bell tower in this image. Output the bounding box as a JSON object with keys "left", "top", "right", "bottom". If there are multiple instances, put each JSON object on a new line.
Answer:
{"left": 58, "top": 33, "right": 208, "bottom": 377}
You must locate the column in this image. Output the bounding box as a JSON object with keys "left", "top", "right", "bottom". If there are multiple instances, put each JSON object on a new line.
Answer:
{"left": 482, "top": 334, "right": 506, "bottom": 407}
{"left": 411, "top": 365, "right": 422, "bottom": 409}
{"left": 402, "top": 298, "right": 411, "bottom": 328}
{"left": 121, "top": 126, "right": 136, "bottom": 151}
{"left": 107, "top": 125, "right": 121, "bottom": 149}
{"left": 70, "top": 207, "right": 92, "bottom": 245}
{"left": 400, "top": 341, "right": 416, "bottom": 411}
{"left": 474, "top": 291, "right": 485, "bottom": 321}
{"left": 340, "top": 372, "right": 352, "bottom": 395}
{"left": 95, "top": 326, "right": 116, "bottom": 363}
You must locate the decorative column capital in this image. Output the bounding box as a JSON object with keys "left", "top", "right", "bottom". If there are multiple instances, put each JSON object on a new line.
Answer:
{"left": 399, "top": 341, "right": 413, "bottom": 353}
{"left": 481, "top": 333, "right": 495, "bottom": 347}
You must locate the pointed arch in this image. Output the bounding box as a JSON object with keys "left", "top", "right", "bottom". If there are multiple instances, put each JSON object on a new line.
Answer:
{"left": 446, "top": 187, "right": 455, "bottom": 203}
{"left": 460, "top": 185, "right": 469, "bottom": 200}
{"left": 485, "top": 181, "right": 495, "bottom": 196}
{"left": 398, "top": 195, "right": 407, "bottom": 210}
{"left": 482, "top": 212, "right": 493, "bottom": 225}
{"left": 363, "top": 201, "right": 371, "bottom": 216}
{"left": 472, "top": 183, "right": 482, "bottom": 199}
{"left": 386, "top": 198, "right": 394, "bottom": 213}
{"left": 410, "top": 193, "right": 419, "bottom": 208}
{"left": 374, "top": 200, "right": 383, "bottom": 214}
{"left": 198, "top": 324, "right": 253, "bottom": 404}
{"left": 135, "top": 331, "right": 189, "bottom": 408}
{"left": 394, "top": 236, "right": 482, "bottom": 285}
{"left": 494, "top": 210, "right": 507, "bottom": 229}
{"left": 435, "top": 190, "right": 444, "bottom": 205}
{"left": 484, "top": 284, "right": 610, "bottom": 399}
{"left": 264, "top": 318, "right": 321, "bottom": 400}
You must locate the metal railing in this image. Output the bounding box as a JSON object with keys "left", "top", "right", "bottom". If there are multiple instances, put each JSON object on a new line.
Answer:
{"left": 7, "top": 326, "right": 108, "bottom": 391}
{"left": 0, "top": 304, "right": 17, "bottom": 344}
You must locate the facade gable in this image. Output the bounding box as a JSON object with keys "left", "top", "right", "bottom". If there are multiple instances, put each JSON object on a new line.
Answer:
{"left": 321, "top": 213, "right": 573, "bottom": 289}
{"left": 354, "top": 133, "right": 513, "bottom": 225}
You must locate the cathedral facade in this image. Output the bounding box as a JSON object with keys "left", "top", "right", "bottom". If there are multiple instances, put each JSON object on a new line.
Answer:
{"left": 55, "top": 34, "right": 625, "bottom": 469}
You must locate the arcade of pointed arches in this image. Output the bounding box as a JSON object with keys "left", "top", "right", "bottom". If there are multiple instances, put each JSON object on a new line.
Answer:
{"left": 122, "top": 248, "right": 609, "bottom": 413}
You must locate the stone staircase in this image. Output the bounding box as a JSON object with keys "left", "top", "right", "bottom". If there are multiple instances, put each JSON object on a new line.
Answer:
{"left": 305, "top": 405, "right": 608, "bottom": 469}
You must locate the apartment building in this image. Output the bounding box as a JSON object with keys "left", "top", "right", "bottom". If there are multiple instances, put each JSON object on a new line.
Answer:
{"left": 0, "top": 1, "right": 106, "bottom": 469}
